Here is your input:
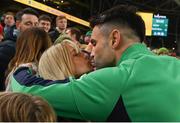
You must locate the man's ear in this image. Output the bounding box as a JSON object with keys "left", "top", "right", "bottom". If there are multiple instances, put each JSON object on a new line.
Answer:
{"left": 110, "top": 29, "right": 121, "bottom": 49}
{"left": 16, "top": 21, "right": 21, "bottom": 30}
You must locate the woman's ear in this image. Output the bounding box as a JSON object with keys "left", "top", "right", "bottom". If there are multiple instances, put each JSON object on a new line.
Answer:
{"left": 110, "top": 29, "right": 121, "bottom": 49}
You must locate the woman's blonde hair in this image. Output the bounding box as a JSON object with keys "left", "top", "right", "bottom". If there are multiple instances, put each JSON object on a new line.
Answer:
{"left": 0, "top": 92, "right": 56, "bottom": 122}
{"left": 38, "top": 39, "right": 80, "bottom": 80}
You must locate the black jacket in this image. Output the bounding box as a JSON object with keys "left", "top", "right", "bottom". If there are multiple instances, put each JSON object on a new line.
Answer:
{"left": 0, "top": 25, "right": 17, "bottom": 90}
{"left": 49, "top": 29, "right": 60, "bottom": 43}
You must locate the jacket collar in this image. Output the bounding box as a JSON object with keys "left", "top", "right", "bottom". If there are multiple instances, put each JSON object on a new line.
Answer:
{"left": 117, "top": 43, "right": 154, "bottom": 65}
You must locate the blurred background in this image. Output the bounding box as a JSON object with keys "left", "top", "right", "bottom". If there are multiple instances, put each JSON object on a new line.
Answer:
{"left": 0, "top": 0, "right": 180, "bottom": 55}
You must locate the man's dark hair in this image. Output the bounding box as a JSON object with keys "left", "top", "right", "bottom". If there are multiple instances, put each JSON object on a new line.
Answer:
{"left": 68, "top": 27, "right": 81, "bottom": 41}
{"left": 15, "top": 8, "right": 39, "bottom": 21}
{"left": 90, "top": 5, "right": 145, "bottom": 42}
{"left": 39, "top": 14, "right": 52, "bottom": 23}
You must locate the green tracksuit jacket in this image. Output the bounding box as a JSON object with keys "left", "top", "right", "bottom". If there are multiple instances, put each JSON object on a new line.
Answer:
{"left": 11, "top": 43, "right": 180, "bottom": 121}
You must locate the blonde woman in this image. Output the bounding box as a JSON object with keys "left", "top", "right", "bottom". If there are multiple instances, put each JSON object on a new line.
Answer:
{"left": 0, "top": 92, "right": 56, "bottom": 122}
{"left": 38, "top": 39, "right": 93, "bottom": 80}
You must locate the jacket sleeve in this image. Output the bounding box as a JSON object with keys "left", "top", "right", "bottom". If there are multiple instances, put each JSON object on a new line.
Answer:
{"left": 11, "top": 66, "right": 129, "bottom": 121}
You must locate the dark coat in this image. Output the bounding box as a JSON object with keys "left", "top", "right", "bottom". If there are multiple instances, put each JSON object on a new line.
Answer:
{"left": 49, "top": 29, "right": 60, "bottom": 43}
{"left": 0, "top": 25, "right": 17, "bottom": 90}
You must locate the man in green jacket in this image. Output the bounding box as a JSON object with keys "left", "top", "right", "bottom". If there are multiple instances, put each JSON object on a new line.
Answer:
{"left": 11, "top": 5, "right": 180, "bottom": 121}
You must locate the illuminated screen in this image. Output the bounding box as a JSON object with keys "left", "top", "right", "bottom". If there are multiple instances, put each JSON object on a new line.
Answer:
{"left": 137, "top": 12, "right": 169, "bottom": 37}
{"left": 152, "top": 14, "right": 168, "bottom": 36}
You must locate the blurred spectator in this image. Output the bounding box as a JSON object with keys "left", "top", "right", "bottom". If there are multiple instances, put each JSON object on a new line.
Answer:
{"left": 65, "top": 27, "right": 87, "bottom": 49}
{"left": 54, "top": 33, "right": 71, "bottom": 44}
{"left": 0, "top": 92, "right": 56, "bottom": 122}
{"left": 66, "top": 27, "right": 81, "bottom": 43}
{"left": 0, "top": 8, "right": 39, "bottom": 91}
{"left": 49, "top": 15, "right": 67, "bottom": 42}
{"left": 79, "top": 34, "right": 86, "bottom": 44}
{"left": 38, "top": 14, "right": 52, "bottom": 32}
{"left": 84, "top": 31, "right": 93, "bottom": 53}
{"left": 3, "top": 12, "right": 15, "bottom": 37}
{"left": 16, "top": 8, "right": 39, "bottom": 32}
{"left": 0, "top": 15, "right": 5, "bottom": 27}
{"left": 3, "top": 12, "right": 15, "bottom": 27}
{"left": 5, "top": 27, "right": 52, "bottom": 91}
{"left": 157, "top": 47, "right": 170, "bottom": 55}
{"left": 170, "top": 52, "right": 177, "bottom": 57}
{"left": 84, "top": 30, "right": 92, "bottom": 44}
{"left": 0, "top": 24, "right": 3, "bottom": 42}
